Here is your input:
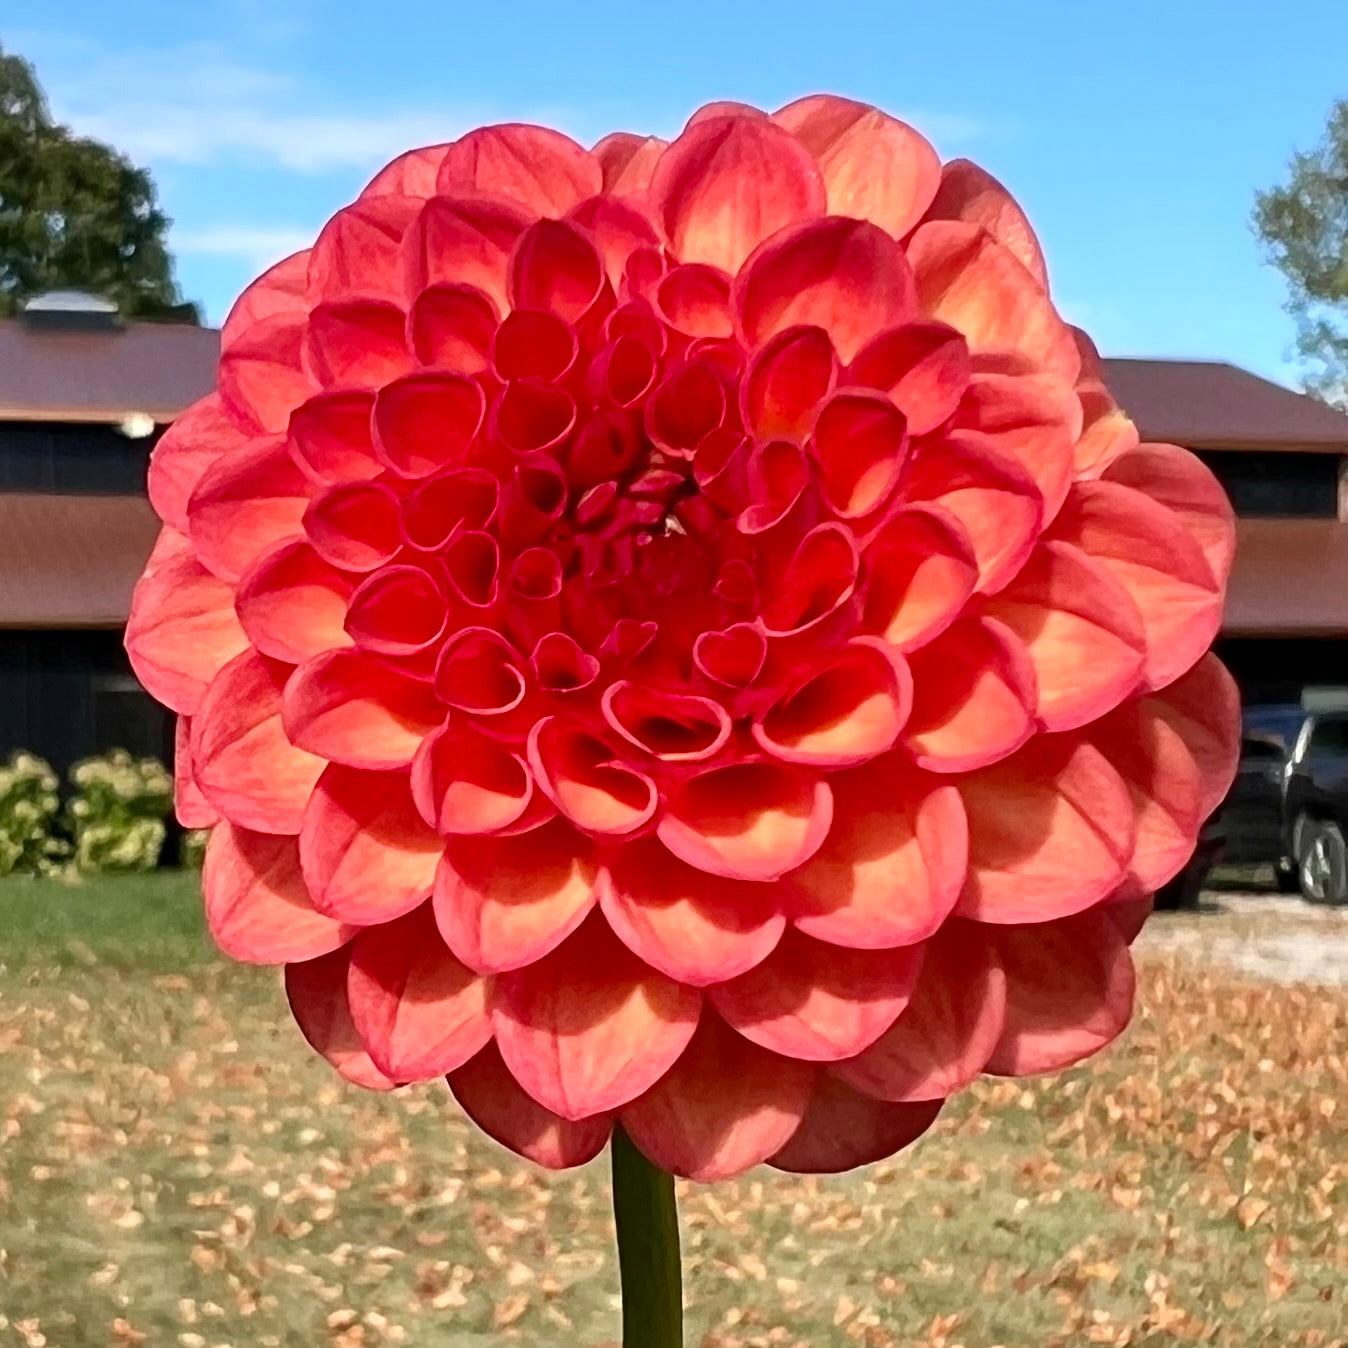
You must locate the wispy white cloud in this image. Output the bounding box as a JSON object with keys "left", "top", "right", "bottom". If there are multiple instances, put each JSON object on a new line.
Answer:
{"left": 29, "top": 39, "right": 484, "bottom": 174}
{"left": 173, "top": 225, "right": 318, "bottom": 269}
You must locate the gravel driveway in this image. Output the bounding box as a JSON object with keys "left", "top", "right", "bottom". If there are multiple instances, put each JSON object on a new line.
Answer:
{"left": 1139, "top": 892, "right": 1348, "bottom": 986}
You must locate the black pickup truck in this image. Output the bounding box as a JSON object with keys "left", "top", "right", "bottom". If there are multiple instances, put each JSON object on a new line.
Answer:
{"left": 1156, "top": 706, "right": 1348, "bottom": 908}
{"left": 1281, "top": 710, "right": 1348, "bottom": 904}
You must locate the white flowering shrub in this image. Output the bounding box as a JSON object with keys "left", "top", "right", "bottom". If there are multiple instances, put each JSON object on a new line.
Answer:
{"left": 66, "top": 750, "right": 172, "bottom": 875}
{"left": 181, "top": 828, "right": 210, "bottom": 870}
{"left": 0, "top": 751, "right": 68, "bottom": 876}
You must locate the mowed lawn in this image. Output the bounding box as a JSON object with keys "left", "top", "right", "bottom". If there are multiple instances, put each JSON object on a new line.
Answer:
{"left": 1, "top": 876, "right": 1345, "bottom": 1348}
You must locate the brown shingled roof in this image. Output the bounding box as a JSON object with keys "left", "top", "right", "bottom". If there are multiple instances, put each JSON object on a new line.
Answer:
{"left": 0, "top": 495, "right": 160, "bottom": 626}
{"left": 1101, "top": 358, "right": 1348, "bottom": 453}
{"left": 0, "top": 318, "right": 219, "bottom": 424}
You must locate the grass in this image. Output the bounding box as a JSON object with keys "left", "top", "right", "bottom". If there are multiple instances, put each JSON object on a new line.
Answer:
{"left": 0, "top": 875, "right": 1346, "bottom": 1347}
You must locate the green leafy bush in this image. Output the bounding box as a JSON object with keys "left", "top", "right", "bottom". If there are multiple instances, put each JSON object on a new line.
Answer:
{"left": 66, "top": 750, "right": 172, "bottom": 875}
{"left": 0, "top": 751, "right": 68, "bottom": 876}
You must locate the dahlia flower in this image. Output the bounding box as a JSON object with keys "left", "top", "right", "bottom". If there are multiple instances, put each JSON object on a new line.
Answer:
{"left": 127, "top": 95, "right": 1239, "bottom": 1185}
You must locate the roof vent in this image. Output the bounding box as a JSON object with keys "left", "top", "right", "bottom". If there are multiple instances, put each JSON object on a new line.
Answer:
{"left": 21, "top": 290, "right": 123, "bottom": 332}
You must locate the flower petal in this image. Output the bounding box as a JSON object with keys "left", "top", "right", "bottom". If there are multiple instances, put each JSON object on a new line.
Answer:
{"left": 434, "top": 819, "right": 599, "bottom": 974}
{"left": 983, "top": 540, "right": 1146, "bottom": 732}
{"left": 860, "top": 505, "right": 977, "bottom": 652}
{"left": 235, "top": 540, "right": 354, "bottom": 666}
{"left": 847, "top": 321, "right": 971, "bottom": 437}
{"left": 1071, "top": 328, "right": 1140, "bottom": 476}
{"left": 173, "top": 717, "right": 219, "bottom": 828}
{"left": 786, "top": 754, "right": 967, "bottom": 949}
{"left": 1145, "top": 654, "right": 1241, "bottom": 818}
{"left": 907, "top": 220, "right": 1078, "bottom": 381}
{"left": 191, "top": 651, "right": 325, "bottom": 834}
{"left": 569, "top": 194, "right": 662, "bottom": 289}
{"left": 1049, "top": 480, "right": 1222, "bottom": 692}
{"left": 300, "top": 765, "right": 443, "bottom": 924}
{"left": 218, "top": 312, "right": 316, "bottom": 434}
{"left": 905, "top": 430, "right": 1043, "bottom": 594}
{"left": 449, "top": 1042, "right": 613, "bottom": 1169}
{"left": 492, "top": 912, "right": 702, "bottom": 1120}
{"left": 658, "top": 760, "right": 832, "bottom": 882}
{"left": 952, "top": 370, "right": 1080, "bottom": 522}
{"left": 304, "top": 298, "right": 413, "bottom": 388}
{"left": 735, "top": 217, "right": 917, "bottom": 363}
{"left": 768, "top": 1076, "right": 942, "bottom": 1173}
{"left": 148, "top": 394, "right": 251, "bottom": 533}
{"left": 956, "top": 736, "right": 1135, "bottom": 924}
{"left": 1102, "top": 442, "right": 1236, "bottom": 587}
{"left": 759, "top": 522, "right": 859, "bottom": 637}
{"left": 809, "top": 388, "right": 910, "bottom": 519}
{"left": 125, "top": 529, "right": 249, "bottom": 715}
{"left": 403, "top": 195, "right": 534, "bottom": 313}
{"left": 645, "top": 358, "right": 727, "bottom": 458}
{"left": 754, "top": 639, "right": 912, "bottom": 768}
{"left": 203, "top": 823, "right": 354, "bottom": 964}
{"left": 983, "top": 907, "right": 1136, "bottom": 1076}
{"left": 773, "top": 95, "right": 940, "bottom": 240}
{"left": 285, "top": 946, "right": 398, "bottom": 1091}
{"left": 922, "top": 158, "right": 1047, "bottom": 287}
{"left": 372, "top": 372, "right": 485, "bottom": 479}
{"left": 344, "top": 565, "right": 449, "bottom": 657}
{"left": 592, "top": 131, "right": 667, "bottom": 196}
{"left": 693, "top": 622, "right": 767, "bottom": 689}
{"left": 283, "top": 649, "right": 445, "bottom": 771}
{"left": 408, "top": 282, "right": 500, "bottom": 371}
{"left": 648, "top": 116, "right": 824, "bottom": 274}
{"left": 834, "top": 924, "right": 1007, "bottom": 1101}
{"left": 741, "top": 325, "right": 838, "bottom": 439}
{"left": 903, "top": 617, "right": 1036, "bottom": 773}
{"left": 509, "top": 218, "right": 606, "bottom": 325}
{"left": 411, "top": 722, "right": 537, "bottom": 836}
{"left": 306, "top": 194, "right": 421, "bottom": 305}
{"left": 221, "top": 251, "right": 309, "bottom": 347}
{"left": 1091, "top": 697, "right": 1206, "bottom": 893}
{"left": 287, "top": 389, "right": 380, "bottom": 486}
{"left": 347, "top": 903, "right": 491, "bottom": 1081}
{"left": 601, "top": 837, "right": 786, "bottom": 986}
{"left": 709, "top": 928, "right": 923, "bottom": 1062}
{"left": 621, "top": 1013, "right": 813, "bottom": 1180}
{"left": 304, "top": 481, "right": 404, "bottom": 573}
{"left": 527, "top": 718, "right": 658, "bottom": 838}
{"left": 436, "top": 124, "right": 602, "bottom": 216}
{"left": 187, "top": 435, "right": 311, "bottom": 583}
{"left": 601, "top": 683, "right": 731, "bottom": 762}
{"left": 361, "top": 143, "right": 454, "bottom": 198}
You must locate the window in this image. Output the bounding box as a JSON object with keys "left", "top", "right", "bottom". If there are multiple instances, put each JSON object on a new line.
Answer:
{"left": 1195, "top": 450, "right": 1341, "bottom": 519}
{"left": 0, "top": 422, "right": 154, "bottom": 494}
{"left": 1309, "top": 716, "right": 1348, "bottom": 757}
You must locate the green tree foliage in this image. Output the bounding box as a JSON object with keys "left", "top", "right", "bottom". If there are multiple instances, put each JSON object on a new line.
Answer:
{"left": 0, "top": 44, "right": 198, "bottom": 321}
{"left": 1254, "top": 101, "right": 1348, "bottom": 410}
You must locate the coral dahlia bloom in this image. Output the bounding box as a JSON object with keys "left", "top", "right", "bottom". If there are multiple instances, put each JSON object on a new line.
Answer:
{"left": 127, "top": 96, "right": 1239, "bottom": 1180}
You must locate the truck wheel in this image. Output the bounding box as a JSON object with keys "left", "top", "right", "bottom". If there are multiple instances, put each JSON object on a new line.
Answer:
{"left": 1297, "top": 820, "right": 1348, "bottom": 906}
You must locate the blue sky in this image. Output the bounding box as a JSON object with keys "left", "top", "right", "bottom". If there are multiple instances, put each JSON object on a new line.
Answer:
{"left": 10, "top": 1, "right": 1348, "bottom": 388}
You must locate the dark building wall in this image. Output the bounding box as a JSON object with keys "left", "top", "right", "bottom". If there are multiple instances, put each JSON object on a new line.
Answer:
{"left": 1196, "top": 449, "right": 1341, "bottom": 519}
{"left": 0, "top": 629, "right": 173, "bottom": 775}
{"left": 0, "top": 421, "right": 155, "bottom": 494}
{"left": 1216, "top": 636, "right": 1348, "bottom": 708}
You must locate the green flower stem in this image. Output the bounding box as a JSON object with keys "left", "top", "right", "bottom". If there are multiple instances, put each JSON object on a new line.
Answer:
{"left": 611, "top": 1125, "right": 683, "bottom": 1347}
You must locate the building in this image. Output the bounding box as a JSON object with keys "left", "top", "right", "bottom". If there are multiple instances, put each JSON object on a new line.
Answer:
{"left": 1103, "top": 358, "right": 1348, "bottom": 711}
{"left": 0, "top": 298, "right": 218, "bottom": 774}
{"left": 2, "top": 301, "right": 1347, "bottom": 776}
